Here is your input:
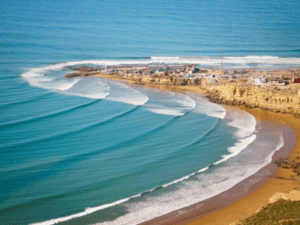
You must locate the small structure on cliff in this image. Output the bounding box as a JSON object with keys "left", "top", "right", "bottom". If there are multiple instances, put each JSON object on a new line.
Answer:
{"left": 254, "top": 78, "right": 267, "bottom": 84}
{"left": 293, "top": 78, "right": 300, "bottom": 83}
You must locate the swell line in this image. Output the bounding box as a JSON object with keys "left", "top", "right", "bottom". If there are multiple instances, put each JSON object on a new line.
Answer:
{"left": 183, "top": 118, "right": 220, "bottom": 149}
{"left": 0, "top": 99, "right": 101, "bottom": 128}
{"left": 2, "top": 112, "right": 184, "bottom": 175}
{"left": 1, "top": 106, "right": 141, "bottom": 151}
{"left": 35, "top": 134, "right": 284, "bottom": 225}
{"left": 0, "top": 93, "right": 53, "bottom": 107}
{"left": 25, "top": 116, "right": 228, "bottom": 225}
{"left": 50, "top": 114, "right": 183, "bottom": 162}
{"left": 0, "top": 184, "right": 97, "bottom": 214}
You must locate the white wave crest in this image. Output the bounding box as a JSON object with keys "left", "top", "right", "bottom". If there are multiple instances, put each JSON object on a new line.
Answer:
{"left": 21, "top": 62, "right": 151, "bottom": 103}
{"left": 94, "top": 136, "right": 284, "bottom": 225}
{"left": 33, "top": 133, "right": 284, "bottom": 225}
{"left": 264, "top": 134, "right": 284, "bottom": 164}
{"left": 227, "top": 110, "right": 256, "bottom": 138}
{"left": 212, "top": 109, "right": 257, "bottom": 165}
{"left": 214, "top": 134, "right": 257, "bottom": 165}
{"left": 63, "top": 78, "right": 110, "bottom": 99}
{"left": 59, "top": 56, "right": 300, "bottom": 68}
{"left": 192, "top": 96, "right": 226, "bottom": 119}
{"left": 30, "top": 194, "right": 142, "bottom": 225}
{"left": 105, "top": 81, "right": 149, "bottom": 105}
{"left": 162, "top": 166, "right": 209, "bottom": 188}
{"left": 146, "top": 108, "right": 185, "bottom": 116}
{"left": 144, "top": 92, "right": 196, "bottom": 116}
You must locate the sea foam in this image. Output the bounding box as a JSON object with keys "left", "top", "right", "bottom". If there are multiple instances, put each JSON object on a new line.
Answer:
{"left": 191, "top": 95, "right": 226, "bottom": 119}
{"left": 226, "top": 110, "right": 257, "bottom": 138}
{"left": 63, "top": 78, "right": 110, "bottom": 99}
{"left": 94, "top": 134, "right": 284, "bottom": 225}
{"left": 105, "top": 81, "right": 149, "bottom": 105}
{"left": 21, "top": 63, "right": 151, "bottom": 104}
{"left": 213, "top": 109, "right": 257, "bottom": 164}
{"left": 149, "top": 56, "right": 300, "bottom": 69}
{"left": 22, "top": 56, "right": 300, "bottom": 98}
{"left": 144, "top": 91, "right": 196, "bottom": 116}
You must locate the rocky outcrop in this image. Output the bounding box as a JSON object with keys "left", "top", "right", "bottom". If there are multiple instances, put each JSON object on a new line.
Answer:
{"left": 269, "top": 190, "right": 300, "bottom": 204}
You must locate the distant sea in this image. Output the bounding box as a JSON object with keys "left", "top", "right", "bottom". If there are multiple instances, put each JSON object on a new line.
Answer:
{"left": 1, "top": 0, "right": 300, "bottom": 224}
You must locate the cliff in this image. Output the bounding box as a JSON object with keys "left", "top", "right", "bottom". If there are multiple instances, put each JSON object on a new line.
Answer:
{"left": 203, "top": 82, "right": 300, "bottom": 115}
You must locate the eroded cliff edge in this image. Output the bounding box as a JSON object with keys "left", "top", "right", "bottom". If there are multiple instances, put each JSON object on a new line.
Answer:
{"left": 203, "top": 82, "right": 300, "bottom": 116}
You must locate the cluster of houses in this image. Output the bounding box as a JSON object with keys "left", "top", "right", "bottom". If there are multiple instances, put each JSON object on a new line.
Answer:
{"left": 251, "top": 75, "right": 300, "bottom": 86}
{"left": 101, "top": 64, "right": 300, "bottom": 86}
{"left": 104, "top": 64, "right": 222, "bottom": 81}
{"left": 103, "top": 64, "right": 196, "bottom": 77}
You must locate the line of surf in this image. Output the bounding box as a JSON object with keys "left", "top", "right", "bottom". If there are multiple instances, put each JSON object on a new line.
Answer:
{"left": 29, "top": 110, "right": 257, "bottom": 225}
{"left": 144, "top": 92, "right": 196, "bottom": 117}
{"left": 4, "top": 108, "right": 198, "bottom": 179}
{"left": 105, "top": 81, "right": 149, "bottom": 106}
{"left": 13, "top": 133, "right": 285, "bottom": 225}
{"left": 191, "top": 95, "right": 227, "bottom": 119}
{"left": 214, "top": 109, "right": 257, "bottom": 164}
{"left": 181, "top": 118, "right": 220, "bottom": 149}
{"left": 94, "top": 134, "right": 285, "bottom": 225}
{"left": 30, "top": 194, "right": 143, "bottom": 225}
{"left": 22, "top": 55, "right": 300, "bottom": 79}
{"left": 30, "top": 167, "right": 213, "bottom": 225}
{"left": 31, "top": 129, "right": 273, "bottom": 225}
{"left": 125, "top": 110, "right": 254, "bottom": 190}
{"left": 31, "top": 167, "right": 206, "bottom": 225}
{"left": 19, "top": 114, "right": 185, "bottom": 173}
{"left": 31, "top": 130, "right": 257, "bottom": 225}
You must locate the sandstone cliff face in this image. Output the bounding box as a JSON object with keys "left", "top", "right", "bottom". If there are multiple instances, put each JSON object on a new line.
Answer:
{"left": 134, "top": 76, "right": 200, "bottom": 86}
{"left": 203, "top": 83, "right": 300, "bottom": 115}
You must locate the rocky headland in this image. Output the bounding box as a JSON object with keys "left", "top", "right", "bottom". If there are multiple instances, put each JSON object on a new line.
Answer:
{"left": 65, "top": 66, "right": 300, "bottom": 117}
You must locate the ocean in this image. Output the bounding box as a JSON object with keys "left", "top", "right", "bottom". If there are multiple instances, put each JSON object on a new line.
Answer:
{"left": 1, "top": 0, "right": 300, "bottom": 224}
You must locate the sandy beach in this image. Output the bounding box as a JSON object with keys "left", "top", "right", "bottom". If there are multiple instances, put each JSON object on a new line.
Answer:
{"left": 187, "top": 109, "right": 300, "bottom": 225}
{"left": 94, "top": 73, "right": 300, "bottom": 225}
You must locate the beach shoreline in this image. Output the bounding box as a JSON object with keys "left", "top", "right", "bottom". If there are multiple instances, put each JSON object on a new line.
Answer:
{"left": 186, "top": 109, "right": 300, "bottom": 225}
{"left": 92, "top": 74, "right": 300, "bottom": 225}
{"left": 140, "top": 109, "right": 297, "bottom": 225}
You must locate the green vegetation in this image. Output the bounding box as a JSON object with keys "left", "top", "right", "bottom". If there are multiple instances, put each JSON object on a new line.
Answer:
{"left": 238, "top": 200, "right": 300, "bottom": 225}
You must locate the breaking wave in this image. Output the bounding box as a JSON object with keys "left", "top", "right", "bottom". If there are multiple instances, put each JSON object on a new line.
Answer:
{"left": 144, "top": 91, "right": 196, "bottom": 116}
{"left": 31, "top": 106, "right": 271, "bottom": 225}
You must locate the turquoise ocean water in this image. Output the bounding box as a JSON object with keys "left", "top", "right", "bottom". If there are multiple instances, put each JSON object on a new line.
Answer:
{"left": 1, "top": 0, "right": 300, "bottom": 224}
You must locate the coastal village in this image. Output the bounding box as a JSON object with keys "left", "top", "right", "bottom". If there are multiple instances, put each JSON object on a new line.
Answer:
{"left": 66, "top": 64, "right": 300, "bottom": 86}
{"left": 65, "top": 64, "right": 300, "bottom": 115}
